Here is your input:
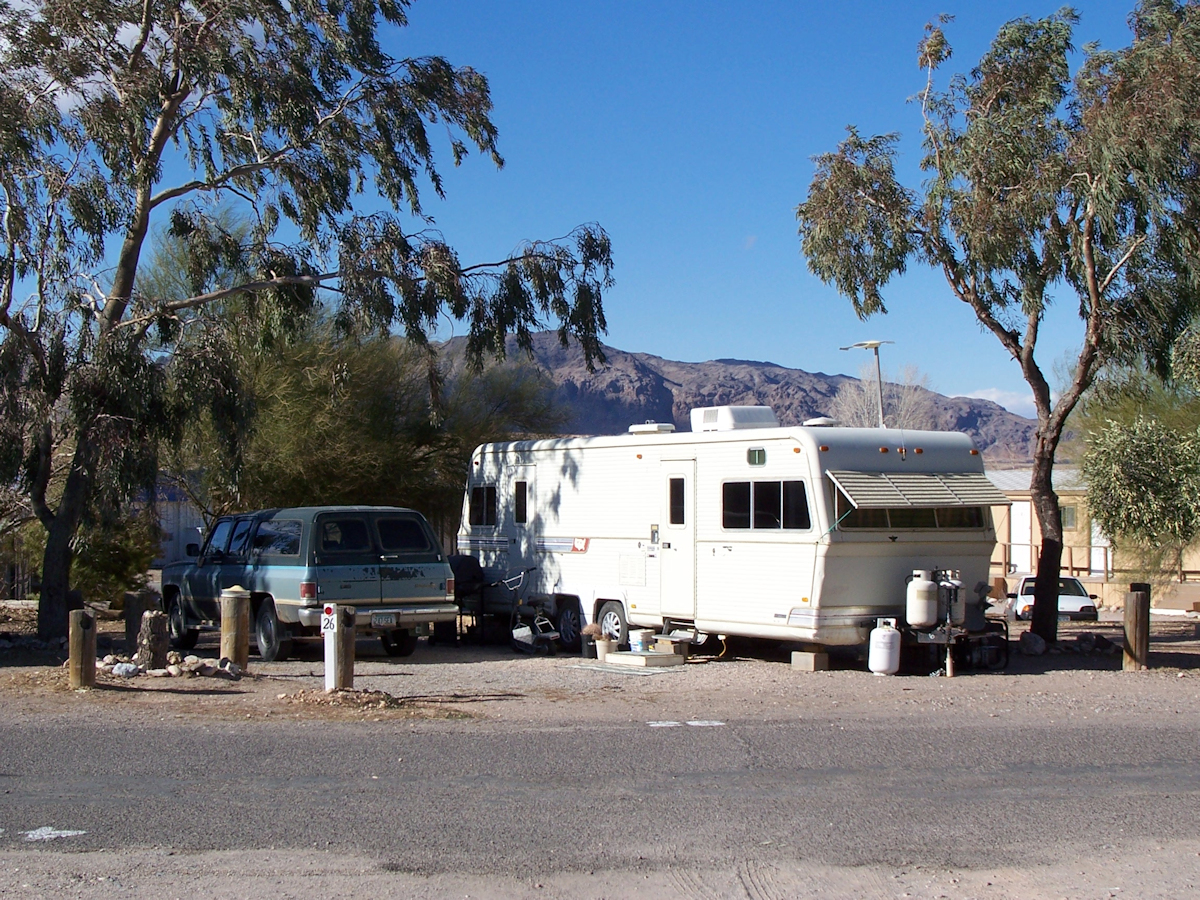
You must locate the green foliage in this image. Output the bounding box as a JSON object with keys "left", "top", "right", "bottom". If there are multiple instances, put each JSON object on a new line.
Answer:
{"left": 0, "top": 0, "right": 612, "bottom": 637}
{"left": 1081, "top": 416, "right": 1200, "bottom": 576}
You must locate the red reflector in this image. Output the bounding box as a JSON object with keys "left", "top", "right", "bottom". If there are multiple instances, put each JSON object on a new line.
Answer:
{"left": 300, "top": 581, "right": 316, "bottom": 600}
{"left": 446, "top": 577, "right": 455, "bottom": 595}
{"left": 324, "top": 605, "right": 333, "bottom": 616}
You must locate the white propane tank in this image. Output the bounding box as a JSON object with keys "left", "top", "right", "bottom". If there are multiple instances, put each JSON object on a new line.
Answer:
{"left": 942, "top": 578, "right": 967, "bottom": 626}
{"left": 868, "top": 618, "right": 901, "bottom": 675}
{"left": 906, "top": 570, "right": 939, "bottom": 628}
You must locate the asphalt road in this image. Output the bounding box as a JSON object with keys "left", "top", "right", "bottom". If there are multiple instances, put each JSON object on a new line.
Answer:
{"left": 3, "top": 710, "right": 1198, "bottom": 876}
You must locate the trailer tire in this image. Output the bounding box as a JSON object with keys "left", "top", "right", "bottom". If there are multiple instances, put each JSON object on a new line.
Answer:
{"left": 597, "top": 601, "right": 628, "bottom": 648}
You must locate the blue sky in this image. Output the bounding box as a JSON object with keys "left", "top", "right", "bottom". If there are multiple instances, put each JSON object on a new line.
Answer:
{"left": 392, "top": 1, "right": 1139, "bottom": 418}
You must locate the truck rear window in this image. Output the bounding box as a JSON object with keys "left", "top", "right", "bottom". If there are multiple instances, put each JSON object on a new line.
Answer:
{"left": 377, "top": 516, "right": 434, "bottom": 553}
{"left": 319, "top": 518, "right": 372, "bottom": 552}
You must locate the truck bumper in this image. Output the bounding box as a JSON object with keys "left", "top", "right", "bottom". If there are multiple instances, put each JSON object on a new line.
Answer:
{"left": 297, "top": 603, "right": 458, "bottom": 631}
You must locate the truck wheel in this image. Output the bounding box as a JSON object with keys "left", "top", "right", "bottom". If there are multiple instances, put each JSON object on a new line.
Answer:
{"left": 597, "top": 601, "right": 628, "bottom": 648}
{"left": 255, "top": 598, "right": 292, "bottom": 662}
{"left": 167, "top": 592, "right": 199, "bottom": 651}
{"left": 382, "top": 629, "right": 418, "bottom": 657}
{"left": 556, "top": 602, "right": 582, "bottom": 651}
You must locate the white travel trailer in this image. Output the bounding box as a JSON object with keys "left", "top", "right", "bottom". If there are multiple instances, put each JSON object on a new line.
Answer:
{"left": 455, "top": 406, "right": 1009, "bottom": 651}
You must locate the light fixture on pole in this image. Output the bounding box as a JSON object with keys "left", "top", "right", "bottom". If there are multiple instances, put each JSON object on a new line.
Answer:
{"left": 839, "top": 340, "right": 893, "bottom": 428}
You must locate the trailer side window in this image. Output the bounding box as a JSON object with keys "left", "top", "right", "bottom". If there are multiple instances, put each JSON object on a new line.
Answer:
{"left": 783, "top": 481, "right": 812, "bottom": 529}
{"left": 724, "top": 481, "right": 812, "bottom": 530}
{"left": 835, "top": 489, "right": 986, "bottom": 529}
{"left": 514, "top": 481, "right": 527, "bottom": 525}
{"left": 469, "top": 485, "right": 497, "bottom": 527}
{"left": 722, "top": 482, "right": 751, "bottom": 528}
{"left": 669, "top": 478, "right": 685, "bottom": 525}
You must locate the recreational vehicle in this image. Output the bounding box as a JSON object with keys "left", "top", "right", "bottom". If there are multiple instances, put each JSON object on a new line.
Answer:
{"left": 455, "top": 406, "right": 1009, "bottom": 654}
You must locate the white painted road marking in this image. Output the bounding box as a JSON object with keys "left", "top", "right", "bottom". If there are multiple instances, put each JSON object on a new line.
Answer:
{"left": 647, "top": 720, "right": 726, "bottom": 728}
{"left": 648, "top": 721, "right": 682, "bottom": 727}
{"left": 22, "top": 827, "right": 86, "bottom": 842}
{"left": 686, "top": 720, "right": 725, "bottom": 727}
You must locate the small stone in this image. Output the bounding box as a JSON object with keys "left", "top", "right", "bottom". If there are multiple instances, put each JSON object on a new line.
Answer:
{"left": 1094, "top": 635, "right": 1114, "bottom": 651}
{"left": 198, "top": 663, "right": 217, "bottom": 676}
{"left": 1076, "top": 634, "right": 1097, "bottom": 653}
{"left": 111, "top": 662, "right": 139, "bottom": 678}
{"left": 1019, "top": 632, "right": 1047, "bottom": 656}
{"left": 102, "top": 655, "right": 118, "bottom": 665}
{"left": 183, "top": 655, "right": 200, "bottom": 665}
{"left": 146, "top": 668, "right": 169, "bottom": 677}
{"left": 166, "top": 664, "right": 183, "bottom": 677}
{"left": 167, "top": 651, "right": 183, "bottom": 666}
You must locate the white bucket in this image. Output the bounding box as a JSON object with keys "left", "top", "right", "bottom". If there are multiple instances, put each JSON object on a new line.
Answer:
{"left": 629, "top": 629, "right": 654, "bottom": 652}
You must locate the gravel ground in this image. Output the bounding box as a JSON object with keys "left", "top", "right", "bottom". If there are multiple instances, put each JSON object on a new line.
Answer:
{"left": 3, "top": 605, "right": 1199, "bottom": 898}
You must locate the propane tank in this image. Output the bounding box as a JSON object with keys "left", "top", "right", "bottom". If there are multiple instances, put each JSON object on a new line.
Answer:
{"left": 906, "top": 569, "right": 939, "bottom": 628}
{"left": 941, "top": 577, "right": 966, "bottom": 626}
{"left": 868, "top": 618, "right": 901, "bottom": 675}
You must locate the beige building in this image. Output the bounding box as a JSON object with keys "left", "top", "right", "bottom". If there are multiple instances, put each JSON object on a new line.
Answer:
{"left": 987, "top": 468, "right": 1200, "bottom": 611}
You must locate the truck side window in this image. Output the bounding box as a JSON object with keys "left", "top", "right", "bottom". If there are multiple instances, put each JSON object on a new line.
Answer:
{"left": 514, "top": 482, "right": 527, "bottom": 525}
{"left": 255, "top": 520, "right": 302, "bottom": 555}
{"left": 202, "top": 519, "right": 234, "bottom": 558}
{"left": 469, "top": 485, "right": 497, "bottom": 526}
{"left": 227, "top": 518, "right": 254, "bottom": 558}
{"left": 668, "top": 478, "right": 685, "bottom": 525}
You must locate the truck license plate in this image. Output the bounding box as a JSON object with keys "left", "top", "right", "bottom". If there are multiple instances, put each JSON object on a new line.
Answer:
{"left": 372, "top": 613, "right": 396, "bottom": 628}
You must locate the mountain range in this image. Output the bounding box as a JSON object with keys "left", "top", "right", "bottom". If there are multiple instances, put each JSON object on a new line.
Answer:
{"left": 440, "top": 332, "right": 1038, "bottom": 464}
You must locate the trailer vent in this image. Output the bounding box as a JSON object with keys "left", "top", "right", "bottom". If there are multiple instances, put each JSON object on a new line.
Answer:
{"left": 689, "top": 406, "right": 779, "bottom": 432}
{"left": 628, "top": 422, "right": 676, "bottom": 434}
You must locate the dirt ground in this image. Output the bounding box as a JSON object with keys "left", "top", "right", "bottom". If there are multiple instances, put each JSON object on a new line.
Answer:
{"left": 3, "top": 603, "right": 1200, "bottom": 898}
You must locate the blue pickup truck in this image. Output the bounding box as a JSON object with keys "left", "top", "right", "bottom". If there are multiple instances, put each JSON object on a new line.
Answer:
{"left": 160, "top": 506, "right": 457, "bottom": 660}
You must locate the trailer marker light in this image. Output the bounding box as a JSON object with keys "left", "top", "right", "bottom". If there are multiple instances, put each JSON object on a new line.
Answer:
{"left": 819, "top": 445, "right": 829, "bottom": 452}
{"left": 793, "top": 447, "right": 800, "bottom": 453}
{"left": 914, "top": 448, "right": 923, "bottom": 454}
{"left": 969, "top": 449, "right": 979, "bottom": 455}
{"left": 879, "top": 447, "right": 889, "bottom": 453}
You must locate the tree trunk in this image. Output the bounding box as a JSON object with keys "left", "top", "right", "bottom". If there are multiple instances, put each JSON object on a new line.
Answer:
{"left": 1028, "top": 447, "right": 1064, "bottom": 644}
{"left": 35, "top": 435, "right": 96, "bottom": 642}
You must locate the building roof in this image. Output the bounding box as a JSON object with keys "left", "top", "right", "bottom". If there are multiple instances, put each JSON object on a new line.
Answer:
{"left": 986, "top": 467, "right": 1087, "bottom": 495}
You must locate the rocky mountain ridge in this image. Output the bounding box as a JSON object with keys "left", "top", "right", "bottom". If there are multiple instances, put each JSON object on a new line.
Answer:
{"left": 440, "top": 332, "right": 1037, "bottom": 463}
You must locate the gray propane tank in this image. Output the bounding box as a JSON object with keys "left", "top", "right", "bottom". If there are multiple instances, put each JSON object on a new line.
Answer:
{"left": 868, "top": 617, "right": 901, "bottom": 675}
{"left": 906, "top": 570, "right": 939, "bottom": 628}
{"left": 941, "top": 577, "right": 967, "bottom": 626}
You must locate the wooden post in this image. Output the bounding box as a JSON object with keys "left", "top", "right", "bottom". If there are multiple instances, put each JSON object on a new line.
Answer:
{"left": 123, "top": 590, "right": 156, "bottom": 653}
{"left": 68, "top": 609, "right": 96, "bottom": 690}
{"left": 336, "top": 605, "right": 356, "bottom": 689}
{"left": 134, "top": 610, "right": 170, "bottom": 670}
{"left": 1123, "top": 584, "right": 1151, "bottom": 671}
{"left": 220, "top": 586, "right": 251, "bottom": 672}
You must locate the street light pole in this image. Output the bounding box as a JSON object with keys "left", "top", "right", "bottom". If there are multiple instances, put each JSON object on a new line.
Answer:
{"left": 839, "top": 340, "right": 893, "bottom": 428}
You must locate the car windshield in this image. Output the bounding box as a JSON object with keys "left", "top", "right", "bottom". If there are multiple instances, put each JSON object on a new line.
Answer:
{"left": 1020, "top": 578, "right": 1089, "bottom": 596}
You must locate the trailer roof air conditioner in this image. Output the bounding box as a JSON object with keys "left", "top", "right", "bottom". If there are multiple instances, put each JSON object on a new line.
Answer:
{"left": 689, "top": 405, "right": 779, "bottom": 432}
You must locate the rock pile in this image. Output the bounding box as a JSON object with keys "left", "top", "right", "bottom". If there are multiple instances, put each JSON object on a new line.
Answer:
{"left": 93, "top": 651, "right": 243, "bottom": 680}
{"left": 1018, "top": 632, "right": 1119, "bottom": 657}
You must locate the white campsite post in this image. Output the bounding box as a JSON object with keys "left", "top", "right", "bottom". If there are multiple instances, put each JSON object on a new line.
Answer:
{"left": 322, "top": 603, "right": 340, "bottom": 691}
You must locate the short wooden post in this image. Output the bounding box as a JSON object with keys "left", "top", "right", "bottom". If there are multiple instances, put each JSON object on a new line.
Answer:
{"left": 220, "top": 586, "right": 251, "bottom": 671}
{"left": 1123, "top": 584, "right": 1151, "bottom": 671}
{"left": 68, "top": 609, "right": 96, "bottom": 690}
{"left": 336, "top": 605, "right": 356, "bottom": 689}
{"left": 134, "top": 610, "right": 170, "bottom": 670}
{"left": 123, "top": 590, "right": 156, "bottom": 653}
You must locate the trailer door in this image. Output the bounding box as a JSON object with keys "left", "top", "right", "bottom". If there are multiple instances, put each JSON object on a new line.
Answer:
{"left": 660, "top": 461, "right": 697, "bottom": 619}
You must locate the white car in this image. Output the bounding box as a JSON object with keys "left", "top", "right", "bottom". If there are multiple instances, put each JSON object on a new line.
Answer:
{"left": 1007, "top": 575, "right": 1098, "bottom": 621}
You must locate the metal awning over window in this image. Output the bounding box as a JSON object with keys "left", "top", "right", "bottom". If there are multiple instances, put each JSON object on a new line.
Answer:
{"left": 827, "top": 470, "right": 1011, "bottom": 509}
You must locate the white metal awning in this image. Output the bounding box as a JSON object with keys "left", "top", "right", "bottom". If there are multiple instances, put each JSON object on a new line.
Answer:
{"left": 827, "top": 470, "right": 1011, "bottom": 509}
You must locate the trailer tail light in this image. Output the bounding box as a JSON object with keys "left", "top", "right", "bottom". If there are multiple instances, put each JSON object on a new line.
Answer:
{"left": 300, "top": 581, "right": 317, "bottom": 601}
{"left": 445, "top": 577, "right": 455, "bottom": 599}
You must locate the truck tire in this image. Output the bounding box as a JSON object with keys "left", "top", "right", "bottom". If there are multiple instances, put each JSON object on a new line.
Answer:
{"left": 382, "top": 629, "right": 418, "bottom": 657}
{"left": 255, "top": 598, "right": 292, "bottom": 662}
{"left": 555, "top": 601, "right": 582, "bottom": 651}
{"left": 166, "top": 591, "right": 199, "bottom": 651}
{"left": 597, "top": 601, "right": 628, "bottom": 648}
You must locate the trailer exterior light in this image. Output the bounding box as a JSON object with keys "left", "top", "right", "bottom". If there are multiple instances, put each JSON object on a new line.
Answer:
{"left": 969, "top": 449, "right": 979, "bottom": 455}
{"left": 819, "top": 445, "right": 829, "bottom": 452}
{"left": 914, "top": 448, "right": 923, "bottom": 454}
{"left": 879, "top": 447, "right": 889, "bottom": 453}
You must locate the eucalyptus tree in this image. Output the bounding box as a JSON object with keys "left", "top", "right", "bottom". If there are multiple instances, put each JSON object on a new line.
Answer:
{"left": 0, "top": 0, "right": 613, "bottom": 639}
{"left": 796, "top": 2, "right": 1200, "bottom": 641}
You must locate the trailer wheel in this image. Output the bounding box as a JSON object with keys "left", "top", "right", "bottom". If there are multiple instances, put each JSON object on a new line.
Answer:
{"left": 597, "top": 601, "right": 628, "bottom": 648}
